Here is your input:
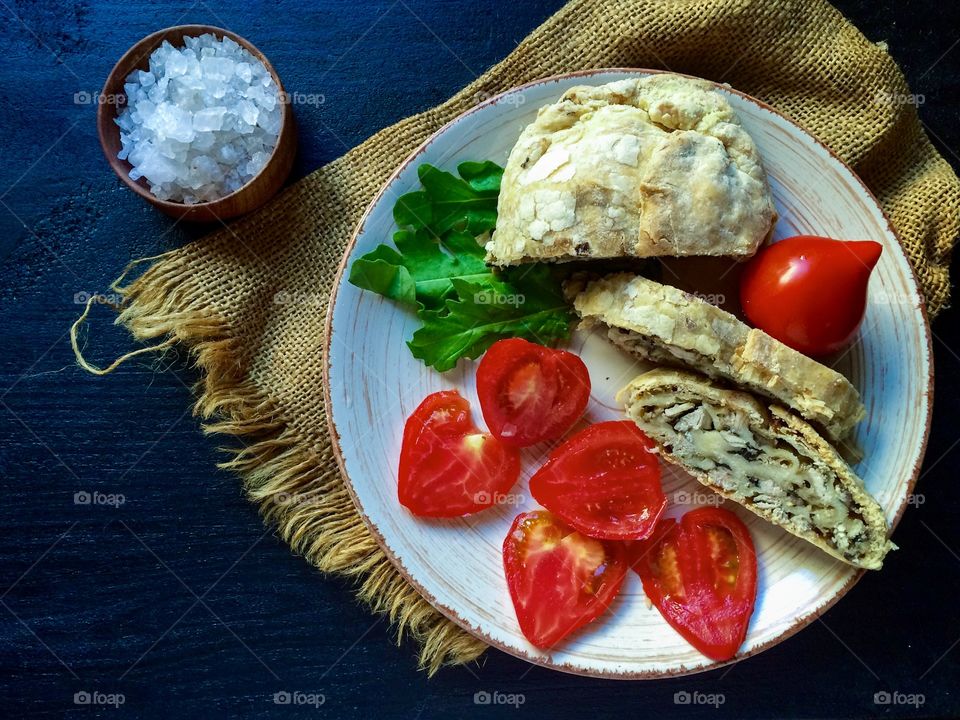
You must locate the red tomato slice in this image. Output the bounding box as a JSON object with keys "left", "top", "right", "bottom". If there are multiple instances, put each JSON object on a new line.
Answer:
{"left": 398, "top": 391, "right": 521, "bottom": 517}
{"left": 529, "top": 421, "right": 666, "bottom": 540}
{"left": 476, "top": 338, "right": 590, "bottom": 447}
{"left": 503, "top": 510, "right": 627, "bottom": 649}
{"left": 630, "top": 507, "right": 758, "bottom": 661}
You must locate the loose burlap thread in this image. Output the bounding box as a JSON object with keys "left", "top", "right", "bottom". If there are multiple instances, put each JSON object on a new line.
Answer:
{"left": 75, "top": 0, "right": 958, "bottom": 673}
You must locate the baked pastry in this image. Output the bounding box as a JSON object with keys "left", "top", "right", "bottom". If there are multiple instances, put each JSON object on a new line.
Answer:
{"left": 573, "top": 272, "right": 865, "bottom": 442}
{"left": 486, "top": 74, "right": 777, "bottom": 266}
{"left": 621, "top": 368, "right": 892, "bottom": 569}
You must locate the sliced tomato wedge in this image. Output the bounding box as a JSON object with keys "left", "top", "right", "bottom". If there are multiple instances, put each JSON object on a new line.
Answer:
{"left": 476, "top": 338, "right": 590, "bottom": 447}
{"left": 398, "top": 390, "right": 521, "bottom": 517}
{"left": 630, "top": 507, "right": 758, "bottom": 661}
{"left": 503, "top": 510, "right": 627, "bottom": 649}
{"left": 529, "top": 421, "right": 666, "bottom": 540}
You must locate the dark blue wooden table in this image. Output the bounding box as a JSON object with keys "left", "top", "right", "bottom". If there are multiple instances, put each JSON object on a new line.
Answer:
{"left": 2, "top": 1, "right": 959, "bottom": 717}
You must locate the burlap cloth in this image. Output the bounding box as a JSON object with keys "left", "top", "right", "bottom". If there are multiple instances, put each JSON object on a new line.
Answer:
{"left": 82, "top": 0, "right": 958, "bottom": 673}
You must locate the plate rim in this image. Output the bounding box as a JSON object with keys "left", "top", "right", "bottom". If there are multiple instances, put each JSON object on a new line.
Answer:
{"left": 321, "top": 68, "right": 935, "bottom": 679}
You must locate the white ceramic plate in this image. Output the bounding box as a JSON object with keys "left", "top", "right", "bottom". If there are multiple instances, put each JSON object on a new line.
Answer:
{"left": 324, "top": 70, "right": 933, "bottom": 678}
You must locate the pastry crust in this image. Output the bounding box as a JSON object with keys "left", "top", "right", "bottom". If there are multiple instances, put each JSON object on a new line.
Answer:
{"left": 573, "top": 272, "right": 866, "bottom": 442}
{"left": 621, "top": 368, "right": 892, "bottom": 570}
{"left": 486, "top": 75, "right": 777, "bottom": 266}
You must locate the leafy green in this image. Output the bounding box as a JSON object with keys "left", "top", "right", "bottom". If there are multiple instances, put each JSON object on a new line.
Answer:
{"left": 392, "top": 191, "right": 432, "bottom": 230}
{"left": 391, "top": 162, "right": 503, "bottom": 237}
{"left": 455, "top": 160, "right": 504, "bottom": 194}
{"left": 408, "top": 268, "right": 572, "bottom": 372}
{"left": 348, "top": 161, "right": 573, "bottom": 371}
{"left": 348, "top": 229, "right": 490, "bottom": 309}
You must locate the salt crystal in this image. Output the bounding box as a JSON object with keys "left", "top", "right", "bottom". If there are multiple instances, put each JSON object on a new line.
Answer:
{"left": 192, "top": 132, "right": 216, "bottom": 152}
{"left": 156, "top": 102, "right": 195, "bottom": 143}
{"left": 200, "top": 56, "right": 235, "bottom": 80}
{"left": 170, "top": 79, "right": 201, "bottom": 108}
{"left": 244, "top": 84, "right": 265, "bottom": 104}
{"left": 116, "top": 111, "right": 134, "bottom": 133}
{"left": 257, "top": 91, "right": 276, "bottom": 112}
{"left": 166, "top": 50, "right": 189, "bottom": 77}
{"left": 216, "top": 143, "right": 241, "bottom": 164}
{"left": 235, "top": 62, "right": 253, "bottom": 83}
{"left": 114, "top": 33, "right": 282, "bottom": 204}
{"left": 193, "top": 106, "right": 227, "bottom": 132}
{"left": 246, "top": 150, "right": 270, "bottom": 177}
{"left": 259, "top": 107, "right": 281, "bottom": 135}
{"left": 238, "top": 99, "right": 259, "bottom": 126}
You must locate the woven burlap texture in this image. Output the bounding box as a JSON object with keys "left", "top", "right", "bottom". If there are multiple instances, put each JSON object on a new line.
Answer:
{"left": 104, "top": 0, "right": 958, "bottom": 673}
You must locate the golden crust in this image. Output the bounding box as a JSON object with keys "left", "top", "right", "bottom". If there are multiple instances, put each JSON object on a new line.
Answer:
{"left": 621, "top": 368, "right": 892, "bottom": 570}
{"left": 486, "top": 75, "right": 777, "bottom": 266}
{"left": 574, "top": 272, "right": 866, "bottom": 441}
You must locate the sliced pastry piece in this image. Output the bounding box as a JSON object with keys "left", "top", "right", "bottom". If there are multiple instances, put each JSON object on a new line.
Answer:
{"left": 573, "top": 272, "right": 865, "bottom": 442}
{"left": 486, "top": 74, "right": 776, "bottom": 266}
{"left": 621, "top": 368, "right": 892, "bottom": 570}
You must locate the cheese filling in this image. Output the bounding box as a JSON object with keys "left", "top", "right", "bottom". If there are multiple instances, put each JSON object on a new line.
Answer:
{"left": 628, "top": 390, "right": 873, "bottom": 564}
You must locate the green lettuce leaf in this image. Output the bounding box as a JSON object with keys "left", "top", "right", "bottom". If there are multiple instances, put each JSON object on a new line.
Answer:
{"left": 408, "top": 268, "right": 573, "bottom": 372}
{"left": 348, "top": 229, "right": 490, "bottom": 309}
{"left": 392, "top": 191, "right": 432, "bottom": 229}
{"left": 456, "top": 160, "right": 504, "bottom": 195}
{"left": 348, "top": 159, "right": 573, "bottom": 372}
{"left": 416, "top": 162, "right": 503, "bottom": 236}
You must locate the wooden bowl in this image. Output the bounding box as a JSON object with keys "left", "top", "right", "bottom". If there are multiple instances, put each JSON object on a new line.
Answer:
{"left": 97, "top": 25, "right": 296, "bottom": 222}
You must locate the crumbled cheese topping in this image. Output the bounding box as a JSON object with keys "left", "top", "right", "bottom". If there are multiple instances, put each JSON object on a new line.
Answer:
{"left": 517, "top": 189, "right": 576, "bottom": 241}
{"left": 521, "top": 147, "right": 572, "bottom": 185}
{"left": 611, "top": 135, "right": 641, "bottom": 166}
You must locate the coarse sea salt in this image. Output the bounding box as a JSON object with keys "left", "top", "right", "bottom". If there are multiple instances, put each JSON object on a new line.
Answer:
{"left": 115, "top": 33, "right": 282, "bottom": 204}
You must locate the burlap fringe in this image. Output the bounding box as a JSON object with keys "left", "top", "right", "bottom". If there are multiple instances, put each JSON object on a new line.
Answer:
{"left": 75, "top": 256, "right": 487, "bottom": 675}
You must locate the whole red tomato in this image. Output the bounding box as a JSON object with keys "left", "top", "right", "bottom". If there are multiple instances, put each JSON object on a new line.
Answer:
{"left": 739, "top": 235, "right": 882, "bottom": 356}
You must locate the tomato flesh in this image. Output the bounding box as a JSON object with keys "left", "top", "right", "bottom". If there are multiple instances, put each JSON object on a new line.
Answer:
{"left": 739, "top": 235, "right": 882, "bottom": 356}
{"left": 630, "top": 507, "right": 757, "bottom": 661}
{"left": 477, "top": 338, "right": 590, "bottom": 447}
{"left": 530, "top": 421, "right": 666, "bottom": 540}
{"left": 398, "top": 391, "right": 521, "bottom": 517}
{"left": 503, "top": 510, "right": 627, "bottom": 648}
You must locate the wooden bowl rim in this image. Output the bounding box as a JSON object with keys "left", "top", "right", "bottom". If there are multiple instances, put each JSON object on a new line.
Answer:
{"left": 320, "top": 68, "right": 935, "bottom": 679}
{"left": 96, "top": 24, "right": 291, "bottom": 213}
